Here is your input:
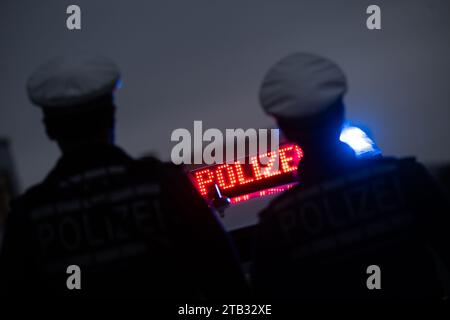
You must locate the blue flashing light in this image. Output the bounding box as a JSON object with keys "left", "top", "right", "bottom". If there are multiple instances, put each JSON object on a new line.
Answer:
{"left": 340, "top": 123, "right": 381, "bottom": 158}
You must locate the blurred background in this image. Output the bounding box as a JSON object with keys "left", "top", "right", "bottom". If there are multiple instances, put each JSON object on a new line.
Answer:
{"left": 0, "top": 0, "right": 449, "bottom": 208}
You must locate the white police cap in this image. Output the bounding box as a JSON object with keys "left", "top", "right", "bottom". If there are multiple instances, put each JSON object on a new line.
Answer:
{"left": 27, "top": 56, "right": 120, "bottom": 108}
{"left": 259, "top": 53, "right": 347, "bottom": 120}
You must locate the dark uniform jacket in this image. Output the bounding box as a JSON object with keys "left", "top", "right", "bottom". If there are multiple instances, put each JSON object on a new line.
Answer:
{"left": 0, "top": 144, "right": 247, "bottom": 299}
{"left": 252, "top": 143, "right": 450, "bottom": 300}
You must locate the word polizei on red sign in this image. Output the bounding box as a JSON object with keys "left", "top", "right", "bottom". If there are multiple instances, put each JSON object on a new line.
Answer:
{"left": 189, "top": 144, "right": 303, "bottom": 204}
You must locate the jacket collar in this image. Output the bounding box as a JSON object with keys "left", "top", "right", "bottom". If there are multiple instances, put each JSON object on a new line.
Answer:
{"left": 45, "top": 144, "right": 132, "bottom": 183}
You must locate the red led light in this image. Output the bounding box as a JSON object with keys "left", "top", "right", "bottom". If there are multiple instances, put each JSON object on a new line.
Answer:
{"left": 190, "top": 143, "right": 303, "bottom": 203}
{"left": 250, "top": 156, "right": 264, "bottom": 181}
{"left": 194, "top": 168, "right": 214, "bottom": 196}
{"left": 215, "top": 164, "right": 237, "bottom": 190}
{"left": 280, "top": 145, "right": 303, "bottom": 173}
{"left": 235, "top": 161, "right": 254, "bottom": 185}
{"left": 231, "top": 194, "right": 250, "bottom": 204}
{"left": 259, "top": 150, "right": 282, "bottom": 178}
{"left": 229, "top": 183, "right": 296, "bottom": 204}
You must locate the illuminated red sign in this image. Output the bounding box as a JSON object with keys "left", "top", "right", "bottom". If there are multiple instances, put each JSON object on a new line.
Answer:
{"left": 189, "top": 144, "right": 303, "bottom": 203}
{"left": 230, "top": 183, "right": 297, "bottom": 204}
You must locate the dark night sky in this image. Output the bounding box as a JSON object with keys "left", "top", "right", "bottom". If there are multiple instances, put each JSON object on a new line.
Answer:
{"left": 1, "top": 0, "right": 450, "bottom": 193}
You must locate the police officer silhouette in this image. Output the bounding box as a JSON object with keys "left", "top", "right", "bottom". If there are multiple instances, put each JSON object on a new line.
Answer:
{"left": 0, "top": 56, "right": 247, "bottom": 299}
{"left": 251, "top": 53, "right": 450, "bottom": 300}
